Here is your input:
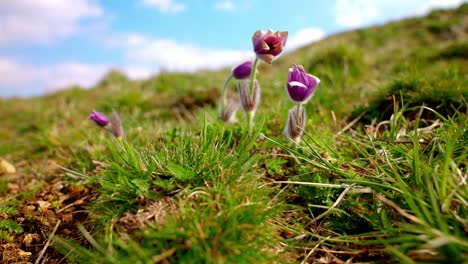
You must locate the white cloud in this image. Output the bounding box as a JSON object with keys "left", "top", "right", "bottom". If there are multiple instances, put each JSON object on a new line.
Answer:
{"left": 0, "top": 58, "right": 109, "bottom": 97}
{"left": 0, "top": 0, "right": 102, "bottom": 45}
{"left": 122, "top": 65, "right": 154, "bottom": 79}
{"left": 285, "top": 27, "right": 326, "bottom": 52}
{"left": 105, "top": 32, "right": 151, "bottom": 48}
{"left": 335, "top": 0, "right": 466, "bottom": 28}
{"left": 127, "top": 39, "right": 250, "bottom": 72}
{"left": 214, "top": 0, "right": 236, "bottom": 11}
{"left": 141, "top": 0, "right": 186, "bottom": 13}
{"left": 115, "top": 33, "right": 251, "bottom": 74}
{"left": 0, "top": 32, "right": 254, "bottom": 97}
{"left": 69, "top": 28, "right": 326, "bottom": 89}
{"left": 335, "top": 0, "right": 378, "bottom": 28}
{"left": 426, "top": 0, "right": 467, "bottom": 9}
{"left": 117, "top": 28, "right": 326, "bottom": 76}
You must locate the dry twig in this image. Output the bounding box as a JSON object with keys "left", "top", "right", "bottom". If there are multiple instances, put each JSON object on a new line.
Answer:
{"left": 35, "top": 220, "right": 61, "bottom": 264}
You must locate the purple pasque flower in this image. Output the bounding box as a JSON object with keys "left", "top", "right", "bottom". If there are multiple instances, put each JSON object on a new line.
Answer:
{"left": 252, "top": 29, "right": 288, "bottom": 64}
{"left": 286, "top": 64, "right": 320, "bottom": 103}
{"left": 237, "top": 79, "right": 260, "bottom": 114}
{"left": 89, "top": 111, "right": 109, "bottom": 127}
{"left": 232, "top": 61, "right": 253, "bottom": 80}
{"left": 284, "top": 105, "right": 306, "bottom": 143}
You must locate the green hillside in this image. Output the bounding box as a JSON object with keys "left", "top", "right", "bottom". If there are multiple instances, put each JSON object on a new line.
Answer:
{"left": 0, "top": 4, "right": 467, "bottom": 263}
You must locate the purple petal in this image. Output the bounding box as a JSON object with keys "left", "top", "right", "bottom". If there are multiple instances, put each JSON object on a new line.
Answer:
{"left": 252, "top": 29, "right": 288, "bottom": 63}
{"left": 286, "top": 65, "right": 320, "bottom": 103}
{"left": 287, "top": 82, "right": 310, "bottom": 102}
{"left": 232, "top": 61, "right": 252, "bottom": 80}
{"left": 306, "top": 74, "right": 320, "bottom": 91}
{"left": 89, "top": 111, "right": 109, "bottom": 127}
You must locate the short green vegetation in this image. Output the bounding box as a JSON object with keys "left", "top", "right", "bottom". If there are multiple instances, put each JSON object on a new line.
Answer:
{"left": 0, "top": 4, "right": 466, "bottom": 263}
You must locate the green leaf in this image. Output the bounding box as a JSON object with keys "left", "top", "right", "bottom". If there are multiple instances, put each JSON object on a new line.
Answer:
{"left": 0, "top": 219, "right": 23, "bottom": 233}
{"left": 131, "top": 179, "right": 150, "bottom": 194}
{"left": 153, "top": 180, "right": 176, "bottom": 191}
{"left": 166, "top": 162, "right": 196, "bottom": 181}
{"left": 0, "top": 206, "right": 18, "bottom": 214}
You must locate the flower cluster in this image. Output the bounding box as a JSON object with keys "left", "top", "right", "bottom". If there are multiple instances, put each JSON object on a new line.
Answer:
{"left": 283, "top": 65, "right": 320, "bottom": 143}
{"left": 219, "top": 29, "right": 288, "bottom": 129}
{"left": 218, "top": 29, "right": 319, "bottom": 142}
{"left": 89, "top": 29, "right": 317, "bottom": 145}
{"left": 89, "top": 110, "right": 124, "bottom": 139}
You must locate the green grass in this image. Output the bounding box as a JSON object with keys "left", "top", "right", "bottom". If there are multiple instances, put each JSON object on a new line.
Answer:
{"left": 54, "top": 125, "right": 283, "bottom": 263}
{"left": 0, "top": 4, "right": 467, "bottom": 263}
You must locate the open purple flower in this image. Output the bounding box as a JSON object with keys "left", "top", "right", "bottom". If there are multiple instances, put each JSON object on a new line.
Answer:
{"left": 286, "top": 64, "right": 320, "bottom": 103}
{"left": 232, "top": 61, "right": 253, "bottom": 80}
{"left": 252, "top": 29, "right": 288, "bottom": 64}
{"left": 89, "top": 111, "right": 109, "bottom": 127}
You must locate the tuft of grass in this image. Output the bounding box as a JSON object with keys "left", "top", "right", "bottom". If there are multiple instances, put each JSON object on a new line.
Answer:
{"left": 267, "top": 105, "right": 467, "bottom": 262}
{"left": 55, "top": 123, "right": 285, "bottom": 263}
{"left": 307, "top": 45, "right": 365, "bottom": 80}
{"left": 435, "top": 41, "right": 468, "bottom": 59}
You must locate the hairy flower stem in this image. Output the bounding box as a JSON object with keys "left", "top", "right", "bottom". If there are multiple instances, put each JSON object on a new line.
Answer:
{"left": 294, "top": 103, "right": 303, "bottom": 148}
{"left": 249, "top": 57, "right": 260, "bottom": 99}
{"left": 296, "top": 103, "right": 302, "bottom": 127}
{"left": 247, "top": 111, "right": 254, "bottom": 133}
{"left": 221, "top": 74, "right": 233, "bottom": 108}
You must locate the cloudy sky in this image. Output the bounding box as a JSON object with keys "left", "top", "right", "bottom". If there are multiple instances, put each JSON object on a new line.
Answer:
{"left": 0, "top": 0, "right": 465, "bottom": 97}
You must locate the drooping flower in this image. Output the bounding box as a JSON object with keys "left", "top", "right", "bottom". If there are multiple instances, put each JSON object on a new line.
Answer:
{"left": 232, "top": 61, "right": 253, "bottom": 80}
{"left": 284, "top": 105, "right": 306, "bottom": 143}
{"left": 89, "top": 111, "right": 109, "bottom": 127}
{"left": 252, "top": 29, "right": 288, "bottom": 64}
{"left": 286, "top": 64, "right": 320, "bottom": 103}
{"left": 219, "top": 98, "right": 239, "bottom": 124}
{"left": 237, "top": 79, "right": 260, "bottom": 115}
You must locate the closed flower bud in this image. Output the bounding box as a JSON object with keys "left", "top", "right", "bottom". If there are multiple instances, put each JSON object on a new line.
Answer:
{"left": 219, "top": 98, "right": 239, "bottom": 123}
{"left": 89, "top": 111, "right": 109, "bottom": 127}
{"left": 237, "top": 79, "right": 260, "bottom": 114}
{"left": 232, "top": 61, "right": 253, "bottom": 80}
{"left": 284, "top": 105, "right": 306, "bottom": 143}
{"left": 110, "top": 110, "right": 124, "bottom": 139}
{"left": 286, "top": 64, "right": 320, "bottom": 103}
{"left": 252, "top": 29, "right": 288, "bottom": 64}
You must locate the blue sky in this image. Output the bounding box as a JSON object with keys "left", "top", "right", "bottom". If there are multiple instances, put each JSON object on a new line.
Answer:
{"left": 0, "top": 0, "right": 465, "bottom": 97}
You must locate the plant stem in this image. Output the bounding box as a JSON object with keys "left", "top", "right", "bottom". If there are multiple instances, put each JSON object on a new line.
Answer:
{"left": 296, "top": 103, "right": 302, "bottom": 124}
{"left": 221, "top": 74, "right": 233, "bottom": 108}
{"left": 247, "top": 111, "right": 254, "bottom": 134}
{"left": 249, "top": 57, "right": 260, "bottom": 99}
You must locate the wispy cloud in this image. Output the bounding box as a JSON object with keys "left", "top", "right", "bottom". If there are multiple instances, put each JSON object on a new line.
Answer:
{"left": 285, "top": 27, "right": 326, "bottom": 52}
{"left": 425, "top": 0, "right": 467, "bottom": 10}
{"left": 0, "top": 0, "right": 103, "bottom": 45}
{"left": 335, "top": 0, "right": 377, "bottom": 28}
{"left": 0, "top": 32, "right": 254, "bottom": 97}
{"left": 0, "top": 58, "right": 109, "bottom": 97}
{"left": 115, "top": 28, "right": 326, "bottom": 78}
{"left": 122, "top": 34, "right": 251, "bottom": 73}
{"left": 335, "top": 0, "right": 466, "bottom": 28}
{"left": 141, "top": 0, "right": 186, "bottom": 13}
{"left": 213, "top": 0, "right": 236, "bottom": 11}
